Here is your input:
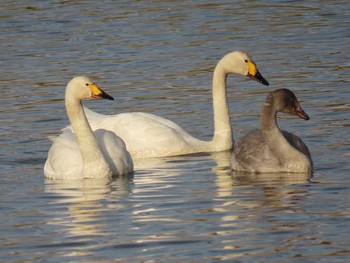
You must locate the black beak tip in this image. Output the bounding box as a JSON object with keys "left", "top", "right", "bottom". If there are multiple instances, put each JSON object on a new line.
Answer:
{"left": 105, "top": 95, "right": 114, "bottom": 101}
{"left": 261, "top": 79, "right": 269, "bottom": 86}
{"left": 256, "top": 70, "right": 269, "bottom": 86}
{"left": 248, "top": 70, "right": 269, "bottom": 86}
{"left": 101, "top": 92, "right": 114, "bottom": 101}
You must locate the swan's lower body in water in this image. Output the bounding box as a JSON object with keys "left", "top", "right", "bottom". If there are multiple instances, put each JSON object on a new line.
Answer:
{"left": 231, "top": 129, "right": 313, "bottom": 174}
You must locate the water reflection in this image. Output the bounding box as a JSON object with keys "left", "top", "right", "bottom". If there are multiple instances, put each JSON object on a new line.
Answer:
{"left": 212, "top": 160, "right": 314, "bottom": 260}
{"left": 44, "top": 175, "right": 134, "bottom": 239}
{"left": 231, "top": 171, "right": 311, "bottom": 209}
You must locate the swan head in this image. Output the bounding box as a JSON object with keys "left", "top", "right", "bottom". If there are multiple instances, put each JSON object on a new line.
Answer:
{"left": 268, "top": 88, "right": 309, "bottom": 120}
{"left": 221, "top": 51, "right": 269, "bottom": 86}
{"left": 66, "top": 76, "right": 114, "bottom": 101}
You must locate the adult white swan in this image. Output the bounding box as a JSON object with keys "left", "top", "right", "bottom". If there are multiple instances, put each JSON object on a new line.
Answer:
{"left": 44, "top": 76, "right": 134, "bottom": 180}
{"left": 68, "top": 51, "right": 269, "bottom": 158}
{"left": 231, "top": 88, "right": 313, "bottom": 174}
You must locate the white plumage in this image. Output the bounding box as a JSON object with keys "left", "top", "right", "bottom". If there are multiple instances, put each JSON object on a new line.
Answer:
{"left": 68, "top": 51, "right": 269, "bottom": 158}
{"left": 44, "top": 76, "right": 133, "bottom": 180}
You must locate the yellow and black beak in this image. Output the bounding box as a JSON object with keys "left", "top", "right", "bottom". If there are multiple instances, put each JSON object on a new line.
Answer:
{"left": 90, "top": 83, "right": 114, "bottom": 101}
{"left": 247, "top": 61, "right": 269, "bottom": 86}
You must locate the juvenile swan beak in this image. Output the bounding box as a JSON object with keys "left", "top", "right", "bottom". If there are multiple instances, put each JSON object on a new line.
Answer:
{"left": 295, "top": 107, "right": 310, "bottom": 120}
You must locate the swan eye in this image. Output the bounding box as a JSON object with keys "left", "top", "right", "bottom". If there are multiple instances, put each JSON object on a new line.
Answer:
{"left": 244, "top": 59, "right": 248, "bottom": 63}
{"left": 85, "top": 83, "right": 89, "bottom": 86}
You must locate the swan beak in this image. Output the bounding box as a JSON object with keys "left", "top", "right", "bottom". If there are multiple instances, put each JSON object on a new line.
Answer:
{"left": 247, "top": 61, "right": 269, "bottom": 86}
{"left": 295, "top": 105, "right": 310, "bottom": 120}
{"left": 90, "top": 83, "right": 114, "bottom": 101}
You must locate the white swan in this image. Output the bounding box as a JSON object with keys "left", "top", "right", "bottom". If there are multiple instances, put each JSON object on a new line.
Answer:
{"left": 44, "top": 76, "right": 134, "bottom": 180}
{"left": 231, "top": 88, "right": 313, "bottom": 174}
{"left": 66, "top": 51, "right": 269, "bottom": 158}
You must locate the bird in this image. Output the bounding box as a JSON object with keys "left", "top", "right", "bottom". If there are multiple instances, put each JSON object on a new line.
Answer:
{"left": 66, "top": 51, "right": 269, "bottom": 158}
{"left": 44, "top": 76, "right": 134, "bottom": 180}
{"left": 231, "top": 88, "right": 313, "bottom": 174}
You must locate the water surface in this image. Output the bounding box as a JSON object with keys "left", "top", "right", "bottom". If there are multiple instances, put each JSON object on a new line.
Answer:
{"left": 1, "top": 0, "right": 349, "bottom": 262}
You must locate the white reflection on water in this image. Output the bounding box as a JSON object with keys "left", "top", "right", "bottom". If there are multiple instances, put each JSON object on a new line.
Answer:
{"left": 43, "top": 151, "right": 314, "bottom": 260}
{"left": 45, "top": 176, "right": 133, "bottom": 240}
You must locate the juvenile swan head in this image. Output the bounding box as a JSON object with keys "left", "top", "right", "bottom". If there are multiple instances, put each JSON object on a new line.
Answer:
{"left": 267, "top": 88, "right": 309, "bottom": 120}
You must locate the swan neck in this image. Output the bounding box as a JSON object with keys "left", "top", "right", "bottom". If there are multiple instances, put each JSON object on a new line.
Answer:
{"left": 211, "top": 63, "right": 233, "bottom": 150}
{"left": 260, "top": 100, "right": 309, "bottom": 167}
{"left": 65, "top": 96, "right": 110, "bottom": 177}
{"left": 260, "top": 102, "right": 279, "bottom": 135}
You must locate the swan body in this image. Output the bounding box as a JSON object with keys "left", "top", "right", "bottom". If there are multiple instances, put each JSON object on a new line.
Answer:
{"left": 44, "top": 76, "right": 134, "bottom": 180}
{"left": 81, "top": 108, "right": 212, "bottom": 158}
{"left": 231, "top": 88, "right": 313, "bottom": 174}
{"left": 68, "top": 51, "right": 269, "bottom": 158}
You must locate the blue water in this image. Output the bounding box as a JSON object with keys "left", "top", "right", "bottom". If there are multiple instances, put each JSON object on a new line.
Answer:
{"left": 1, "top": 0, "right": 349, "bottom": 262}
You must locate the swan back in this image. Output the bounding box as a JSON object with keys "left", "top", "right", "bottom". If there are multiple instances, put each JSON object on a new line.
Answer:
{"left": 44, "top": 128, "right": 134, "bottom": 180}
{"left": 44, "top": 130, "right": 84, "bottom": 179}
{"left": 94, "top": 129, "right": 134, "bottom": 175}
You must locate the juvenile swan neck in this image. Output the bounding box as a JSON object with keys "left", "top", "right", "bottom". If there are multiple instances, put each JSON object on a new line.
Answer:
{"left": 260, "top": 101, "right": 279, "bottom": 136}
{"left": 260, "top": 99, "right": 309, "bottom": 167}
{"left": 65, "top": 96, "right": 111, "bottom": 177}
{"left": 211, "top": 61, "right": 233, "bottom": 150}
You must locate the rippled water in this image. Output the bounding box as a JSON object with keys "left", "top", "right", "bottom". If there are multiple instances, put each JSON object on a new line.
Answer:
{"left": 1, "top": 0, "right": 350, "bottom": 262}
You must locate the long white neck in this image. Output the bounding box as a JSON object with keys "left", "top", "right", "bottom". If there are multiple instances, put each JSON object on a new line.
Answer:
{"left": 260, "top": 101, "right": 310, "bottom": 171}
{"left": 211, "top": 61, "right": 233, "bottom": 151}
{"left": 65, "top": 96, "right": 111, "bottom": 178}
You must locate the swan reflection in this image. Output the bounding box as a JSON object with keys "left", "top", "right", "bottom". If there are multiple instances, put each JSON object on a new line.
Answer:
{"left": 212, "top": 154, "right": 313, "bottom": 259}
{"left": 44, "top": 174, "right": 134, "bottom": 240}
{"left": 44, "top": 151, "right": 313, "bottom": 259}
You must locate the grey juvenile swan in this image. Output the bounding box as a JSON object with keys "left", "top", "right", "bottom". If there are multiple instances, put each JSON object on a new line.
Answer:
{"left": 231, "top": 88, "right": 313, "bottom": 174}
